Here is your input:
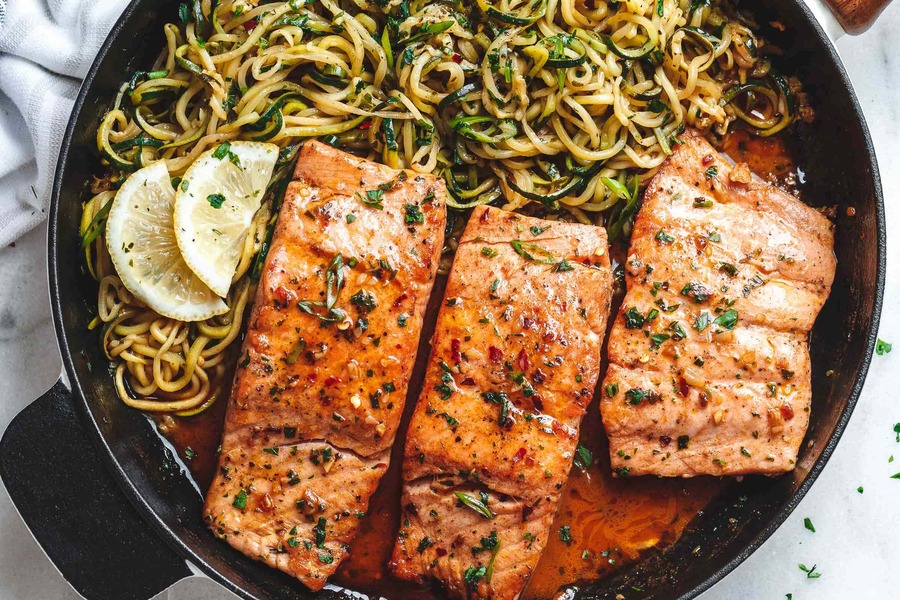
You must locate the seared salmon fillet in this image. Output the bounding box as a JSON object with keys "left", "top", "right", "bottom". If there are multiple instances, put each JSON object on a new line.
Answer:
{"left": 203, "top": 141, "right": 446, "bottom": 589}
{"left": 600, "top": 131, "right": 836, "bottom": 478}
{"left": 391, "top": 206, "right": 613, "bottom": 599}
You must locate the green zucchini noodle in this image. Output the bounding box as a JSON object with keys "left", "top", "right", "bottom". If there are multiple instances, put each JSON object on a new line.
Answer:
{"left": 81, "top": 0, "right": 795, "bottom": 414}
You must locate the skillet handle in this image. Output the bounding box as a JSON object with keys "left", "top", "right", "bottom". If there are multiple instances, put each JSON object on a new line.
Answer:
{"left": 821, "top": 0, "right": 894, "bottom": 33}
{"left": 0, "top": 379, "right": 192, "bottom": 600}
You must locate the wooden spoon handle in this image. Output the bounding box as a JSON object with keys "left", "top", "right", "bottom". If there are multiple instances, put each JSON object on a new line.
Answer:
{"left": 821, "top": 0, "right": 894, "bottom": 34}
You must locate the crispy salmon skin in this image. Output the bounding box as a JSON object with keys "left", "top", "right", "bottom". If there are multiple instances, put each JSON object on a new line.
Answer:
{"left": 391, "top": 207, "right": 613, "bottom": 599}
{"left": 203, "top": 141, "right": 446, "bottom": 589}
{"left": 600, "top": 131, "right": 836, "bottom": 478}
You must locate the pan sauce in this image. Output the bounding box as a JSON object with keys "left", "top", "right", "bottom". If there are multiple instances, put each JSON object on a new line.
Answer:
{"left": 154, "top": 127, "right": 802, "bottom": 598}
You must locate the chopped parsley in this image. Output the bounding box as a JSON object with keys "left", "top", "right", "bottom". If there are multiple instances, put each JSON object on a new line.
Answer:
{"left": 803, "top": 517, "right": 815, "bottom": 533}
{"left": 574, "top": 444, "right": 593, "bottom": 470}
{"left": 481, "top": 247, "right": 498, "bottom": 258}
{"left": 693, "top": 312, "right": 711, "bottom": 331}
{"left": 482, "top": 390, "right": 512, "bottom": 427}
{"left": 464, "top": 565, "right": 486, "bottom": 585}
{"left": 404, "top": 203, "right": 424, "bottom": 224}
{"left": 435, "top": 369, "right": 455, "bottom": 400}
{"left": 232, "top": 489, "right": 248, "bottom": 510}
{"left": 798, "top": 563, "right": 822, "bottom": 579}
{"left": 655, "top": 230, "right": 675, "bottom": 244}
{"left": 207, "top": 193, "right": 226, "bottom": 209}
{"left": 713, "top": 309, "right": 739, "bottom": 330}
{"left": 356, "top": 189, "right": 385, "bottom": 210}
{"left": 625, "top": 388, "right": 657, "bottom": 405}
{"left": 650, "top": 332, "right": 671, "bottom": 349}
{"left": 553, "top": 258, "right": 574, "bottom": 272}
{"left": 417, "top": 537, "right": 434, "bottom": 553}
{"left": 876, "top": 338, "right": 892, "bottom": 355}
{"left": 559, "top": 525, "right": 573, "bottom": 544}
{"left": 350, "top": 290, "right": 377, "bottom": 313}
{"left": 212, "top": 141, "right": 241, "bottom": 166}
{"left": 530, "top": 224, "right": 551, "bottom": 236}
{"left": 718, "top": 262, "right": 738, "bottom": 276}
{"left": 681, "top": 282, "right": 712, "bottom": 303}
{"left": 314, "top": 517, "right": 327, "bottom": 548}
{"left": 624, "top": 307, "right": 645, "bottom": 329}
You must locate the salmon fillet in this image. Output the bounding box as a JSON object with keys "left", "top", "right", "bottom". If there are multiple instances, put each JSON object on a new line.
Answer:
{"left": 390, "top": 206, "right": 613, "bottom": 599}
{"left": 203, "top": 141, "right": 446, "bottom": 590}
{"left": 600, "top": 131, "right": 836, "bottom": 478}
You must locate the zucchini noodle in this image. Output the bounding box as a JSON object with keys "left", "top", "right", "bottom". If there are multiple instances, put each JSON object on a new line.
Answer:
{"left": 81, "top": 0, "right": 795, "bottom": 414}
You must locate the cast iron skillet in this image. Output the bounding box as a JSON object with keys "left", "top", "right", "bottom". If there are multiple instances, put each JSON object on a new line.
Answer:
{"left": 0, "top": 0, "right": 888, "bottom": 598}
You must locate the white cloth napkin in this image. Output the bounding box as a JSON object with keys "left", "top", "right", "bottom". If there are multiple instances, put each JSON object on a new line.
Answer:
{"left": 0, "top": 0, "right": 130, "bottom": 246}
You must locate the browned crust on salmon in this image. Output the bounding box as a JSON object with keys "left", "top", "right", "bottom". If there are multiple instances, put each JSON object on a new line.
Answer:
{"left": 600, "top": 131, "right": 836, "bottom": 478}
{"left": 203, "top": 141, "right": 446, "bottom": 589}
{"left": 391, "top": 206, "right": 613, "bottom": 599}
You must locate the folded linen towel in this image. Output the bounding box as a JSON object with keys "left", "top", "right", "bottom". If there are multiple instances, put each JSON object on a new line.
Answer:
{"left": 0, "top": 0, "right": 129, "bottom": 246}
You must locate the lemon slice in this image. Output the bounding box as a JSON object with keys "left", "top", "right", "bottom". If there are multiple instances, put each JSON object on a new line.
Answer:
{"left": 174, "top": 141, "right": 278, "bottom": 297}
{"left": 105, "top": 161, "right": 228, "bottom": 321}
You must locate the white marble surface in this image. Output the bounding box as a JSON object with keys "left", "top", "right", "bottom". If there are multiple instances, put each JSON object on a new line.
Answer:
{"left": 2, "top": 4, "right": 900, "bottom": 600}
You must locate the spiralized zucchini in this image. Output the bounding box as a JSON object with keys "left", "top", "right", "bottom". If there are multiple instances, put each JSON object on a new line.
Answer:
{"left": 82, "top": 0, "right": 794, "bottom": 413}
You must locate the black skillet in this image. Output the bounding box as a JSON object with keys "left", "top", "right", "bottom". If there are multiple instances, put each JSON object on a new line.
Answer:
{"left": 0, "top": 0, "right": 890, "bottom": 598}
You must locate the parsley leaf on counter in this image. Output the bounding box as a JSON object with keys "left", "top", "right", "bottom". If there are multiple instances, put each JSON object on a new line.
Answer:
{"left": 799, "top": 563, "right": 822, "bottom": 579}
{"left": 876, "top": 338, "right": 892, "bottom": 355}
{"left": 803, "top": 517, "right": 815, "bottom": 533}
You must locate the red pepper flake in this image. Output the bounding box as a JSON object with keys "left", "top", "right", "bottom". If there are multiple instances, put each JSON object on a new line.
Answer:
{"left": 460, "top": 377, "right": 476, "bottom": 386}
{"left": 780, "top": 403, "right": 795, "bottom": 420}
{"left": 702, "top": 154, "right": 715, "bottom": 166}
{"left": 480, "top": 209, "right": 490, "bottom": 223}
{"left": 324, "top": 376, "right": 341, "bottom": 387}
{"left": 517, "top": 349, "right": 531, "bottom": 372}
{"left": 489, "top": 346, "right": 503, "bottom": 363}
{"left": 393, "top": 293, "right": 408, "bottom": 308}
{"left": 451, "top": 53, "right": 462, "bottom": 63}
{"left": 307, "top": 373, "right": 318, "bottom": 383}
{"left": 512, "top": 447, "right": 527, "bottom": 464}
{"left": 436, "top": 547, "right": 448, "bottom": 557}
{"left": 359, "top": 121, "right": 372, "bottom": 130}
{"left": 522, "top": 504, "right": 534, "bottom": 519}
{"left": 659, "top": 435, "right": 672, "bottom": 447}
{"left": 242, "top": 19, "right": 258, "bottom": 31}
{"left": 678, "top": 377, "right": 690, "bottom": 397}
{"left": 523, "top": 317, "right": 534, "bottom": 329}
{"left": 450, "top": 339, "right": 462, "bottom": 364}
{"left": 533, "top": 368, "right": 546, "bottom": 384}
{"left": 532, "top": 394, "right": 544, "bottom": 412}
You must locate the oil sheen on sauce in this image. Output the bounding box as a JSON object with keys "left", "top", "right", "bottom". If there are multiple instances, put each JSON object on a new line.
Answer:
{"left": 153, "top": 127, "right": 800, "bottom": 598}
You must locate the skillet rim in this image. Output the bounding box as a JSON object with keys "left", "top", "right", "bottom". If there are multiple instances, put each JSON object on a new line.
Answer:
{"left": 46, "top": 1, "right": 887, "bottom": 598}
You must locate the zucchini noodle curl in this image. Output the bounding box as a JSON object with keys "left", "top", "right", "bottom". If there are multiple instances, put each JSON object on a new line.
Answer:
{"left": 82, "top": 0, "right": 793, "bottom": 413}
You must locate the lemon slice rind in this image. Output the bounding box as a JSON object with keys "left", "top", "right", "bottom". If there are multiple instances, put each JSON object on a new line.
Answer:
{"left": 173, "top": 141, "right": 279, "bottom": 297}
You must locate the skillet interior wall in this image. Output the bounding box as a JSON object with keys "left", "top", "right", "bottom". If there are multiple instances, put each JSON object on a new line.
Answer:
{"left": 50, "top": 1, "right": 882, "bottom": 599}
